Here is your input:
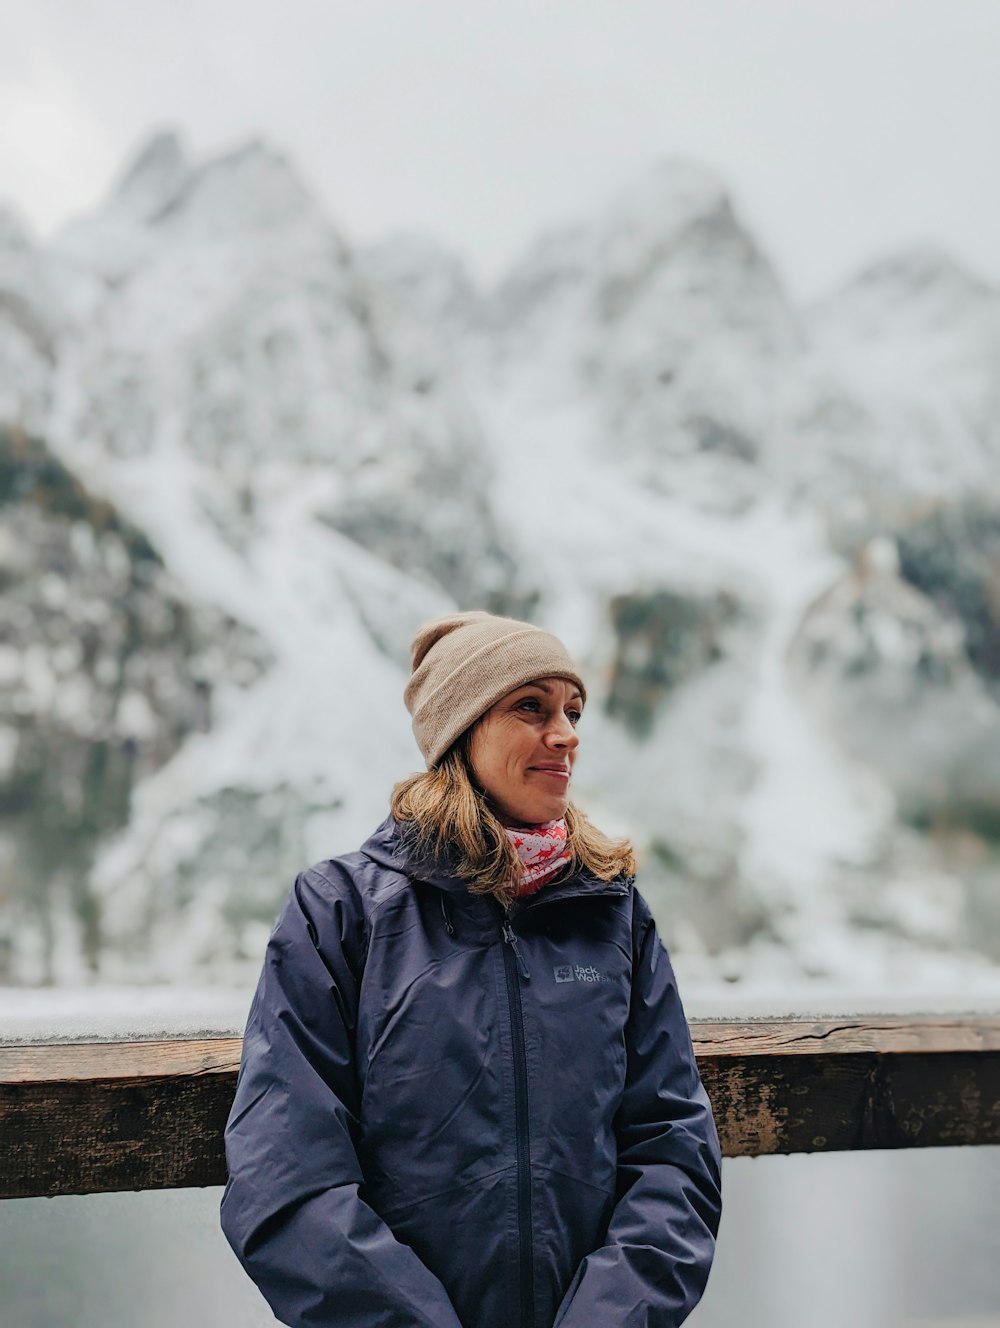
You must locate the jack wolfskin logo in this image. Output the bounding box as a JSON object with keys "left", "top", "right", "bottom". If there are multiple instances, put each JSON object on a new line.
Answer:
{"left": 553, "top": 963, "right": 606, "bottom": 984}
{"left": 574, "top": 964, "right": 604, "bottom": 984}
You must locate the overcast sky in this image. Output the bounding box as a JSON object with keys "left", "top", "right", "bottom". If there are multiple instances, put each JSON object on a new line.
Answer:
{"left": 2, "top": 0, "right": 998, "bottom": 301}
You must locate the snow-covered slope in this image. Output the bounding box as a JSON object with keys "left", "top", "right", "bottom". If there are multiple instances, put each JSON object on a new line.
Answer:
{"left": 490, "top": 158, "right": 801, "bottom": 515}
{"left": 777, "top": 247, "right": 1000, "bottom": 509}
{"left": 2, "top": 133, "right": 999, "bottom": 992}
{"left": 0, "top": 425, "right": 269, "bottom": 983}
{"left": 0, "top": 206, "right": 64, "bottom": 434}
{"left": 37, "top": 133, "right": 503, "bottom": 980}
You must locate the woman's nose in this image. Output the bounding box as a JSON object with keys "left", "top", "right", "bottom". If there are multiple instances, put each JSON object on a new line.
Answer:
{"left": 546, "top": 715, "right": 580, "bottom": 749}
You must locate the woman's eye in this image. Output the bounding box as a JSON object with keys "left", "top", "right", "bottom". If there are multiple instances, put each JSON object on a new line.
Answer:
{"left": 567, "top": 709, "right": 582, "bottom": 726}
{"left": 517, "top": 698, "right": 541, "bottom": 713}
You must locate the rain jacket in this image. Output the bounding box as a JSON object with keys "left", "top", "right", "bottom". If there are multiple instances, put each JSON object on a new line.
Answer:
{"left": 220, "top": 815, "right": 722, "bottom": 1328}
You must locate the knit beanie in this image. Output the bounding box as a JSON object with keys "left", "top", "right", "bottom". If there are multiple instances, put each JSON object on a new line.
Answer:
{"left": 404, "top": 610, "right": 586, "bottom": 768}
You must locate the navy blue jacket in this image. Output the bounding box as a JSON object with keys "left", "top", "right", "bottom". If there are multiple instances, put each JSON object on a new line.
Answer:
{"left": 220, "top": 816, "right": 722, "bottom": 1327}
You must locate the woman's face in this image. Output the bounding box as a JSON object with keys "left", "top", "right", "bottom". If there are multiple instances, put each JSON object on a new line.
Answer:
{"left": 467, "top": 676, "right": 583, "bottom": 825}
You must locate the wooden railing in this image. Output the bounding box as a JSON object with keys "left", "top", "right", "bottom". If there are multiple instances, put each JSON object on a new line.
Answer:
{"left": 3, "top": 1015, "right": 999, "bottom": 1200}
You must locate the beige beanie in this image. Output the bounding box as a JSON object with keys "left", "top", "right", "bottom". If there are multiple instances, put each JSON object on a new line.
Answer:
{"left": 404, "top": 610, "right": 586, "bottom": 768}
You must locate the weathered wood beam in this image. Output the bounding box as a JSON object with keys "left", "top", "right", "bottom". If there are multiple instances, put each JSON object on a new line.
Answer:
{"left": 1, "top": 1017, "right": 998, "bottom": 1199}
{"left": 0, "top": 1038, "right": 241, "bottom": 1199}
{"left": 694, "top": 1015, "right": 1000, "bottom": 1156}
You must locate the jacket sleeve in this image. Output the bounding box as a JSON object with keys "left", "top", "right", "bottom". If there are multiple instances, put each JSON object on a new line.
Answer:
{"left": 553, "top": 890, "right": 723, "bottom": 1328}
{"left": 219, "top": 867, "right": 465, "bottom": 1328}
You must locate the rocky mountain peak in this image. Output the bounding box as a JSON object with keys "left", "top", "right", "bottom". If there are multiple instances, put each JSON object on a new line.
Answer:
{"left": 110, "top": 128, "right": 191, "bottom": 223}
{"left": 594, "top": 156, "right": 730, "bottom": 266}
{"left": 852, "top": 244, "right": 992, "bottom": 301}
{"left": 52, "top": 133, "right": 325, "bottom": 290}
{"left": 589, "top": 156, "right": 788, "bottom": 326}
{"left": 811, "top": 244, "right": 998, "bottom": 344}
{"left": 172, "top": 137, "right": 321, "bottom": 239}
{"left": 492, "top": 155, "right": 797, "bottom": 398}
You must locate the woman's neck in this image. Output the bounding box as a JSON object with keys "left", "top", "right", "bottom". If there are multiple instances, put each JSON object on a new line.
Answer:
{"left": 503, "top": 818, "right": 570, "bottom": 896}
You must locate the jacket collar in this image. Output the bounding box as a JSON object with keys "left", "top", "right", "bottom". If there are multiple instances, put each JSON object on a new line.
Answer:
{"left": 361, "top": 815, "right": 467, "bottom": 893}
{"left": 360, "top": 815, "right": 631, "bottom": 908}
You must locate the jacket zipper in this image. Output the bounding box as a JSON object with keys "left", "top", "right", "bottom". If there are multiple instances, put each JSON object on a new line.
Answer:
{"left": 497, "top": 904, "right": 535, "bottom": 1328}
{"left": 502, "top": 917, "right": 530, "bottom": 979}
{"left": 491, "top": 883, "right": 625, "bottom": 1327}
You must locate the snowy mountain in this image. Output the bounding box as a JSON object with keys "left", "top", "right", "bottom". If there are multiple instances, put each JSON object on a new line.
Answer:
{"left": 486, "top": 160, "right": 801, "bottom": 520}
{"left": 2, "top": 131, "right": 999, "bottom": 991}
{"left": 777, "top": 246, "right": 1000, "bottom": 513}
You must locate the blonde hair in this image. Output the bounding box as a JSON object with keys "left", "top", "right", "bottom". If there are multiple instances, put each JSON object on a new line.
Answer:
{"left": 390, "top": 731, "right": 636, "bottom": 904}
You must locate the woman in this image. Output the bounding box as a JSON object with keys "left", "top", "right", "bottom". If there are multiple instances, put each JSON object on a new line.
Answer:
{"left": 221, "top": 610, "right": 722, "bottom": 1328}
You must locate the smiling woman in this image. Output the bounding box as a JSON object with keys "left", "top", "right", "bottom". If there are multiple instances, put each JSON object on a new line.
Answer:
{"left": 469, "top": 677, "right": 582, "bottom": 825}
{"left": 220, "top": 610, "right": 722, "bottom": 1328}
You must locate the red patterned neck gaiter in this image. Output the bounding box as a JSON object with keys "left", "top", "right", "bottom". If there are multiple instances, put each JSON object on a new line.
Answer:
{"left": 504, "top": 819, "right": 571, "bottom": 897}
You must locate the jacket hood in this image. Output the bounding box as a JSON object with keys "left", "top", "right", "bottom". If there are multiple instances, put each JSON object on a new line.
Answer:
{"left": 360, "top": 814, "right": 631, "bottom": 903}
{"left": 361, "top": 814, "right": 465, "bottom": 892}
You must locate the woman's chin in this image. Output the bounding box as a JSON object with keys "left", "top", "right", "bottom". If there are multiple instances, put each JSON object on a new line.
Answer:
{"left": 510, "top": 796, "right": 569, "bottom": 825}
